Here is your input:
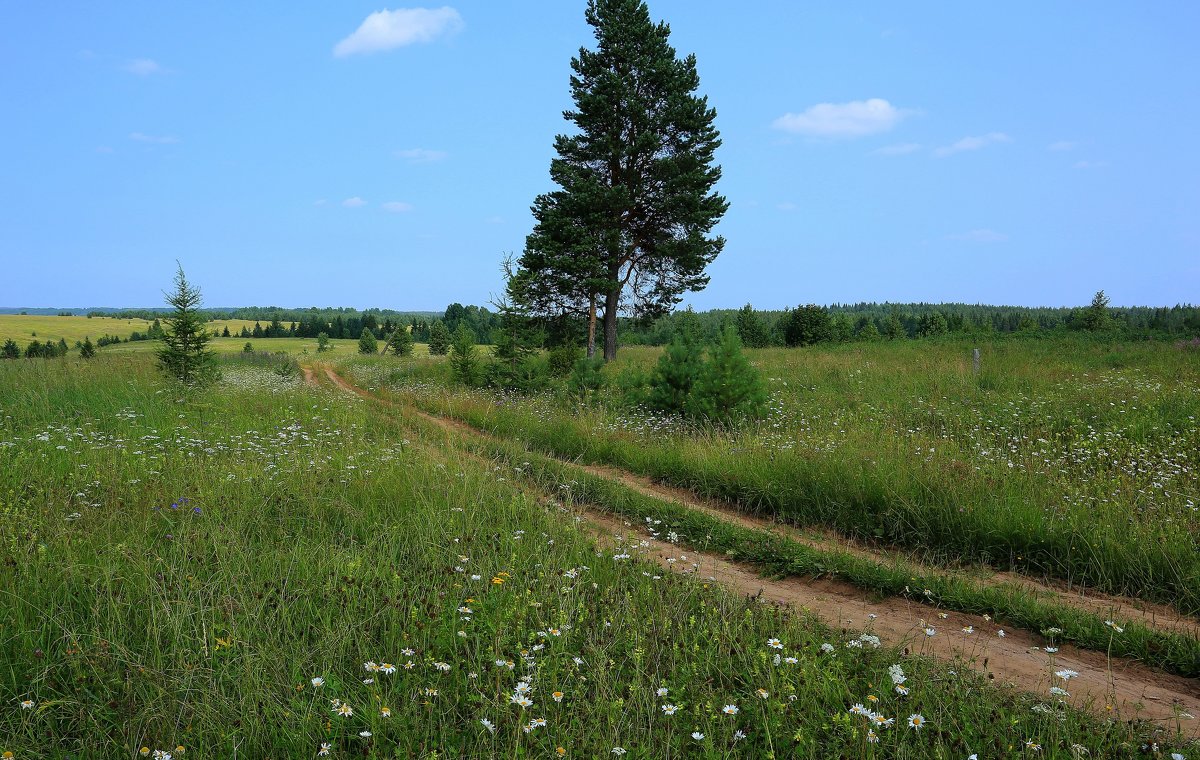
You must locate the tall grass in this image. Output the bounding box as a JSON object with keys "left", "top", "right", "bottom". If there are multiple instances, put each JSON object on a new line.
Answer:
{"left": 0, "top": 354, "right": 1187, "bottom": 756}
{"left": 341, "top": 335, "right": 1200, "bottom": 613}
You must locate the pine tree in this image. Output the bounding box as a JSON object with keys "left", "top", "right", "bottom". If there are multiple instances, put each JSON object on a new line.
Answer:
{"left": 857, "top": 319, "right": 881, "bottom": 341}
{"left": 781, "top": 305, "right": 833, "bottom": 347}
{"left": 80, "top": 337, "right": 96, "bottom": 359}
{"left": 427, "top": 320, "right": 451, "bottom": 355}
{"left": 882, "top": 310, "right": 905, "bottom": 340}
{"left": 157, "top": 265, "right": 217, "bottom": 386}
{"left": 1, "top": 339, "right": 18, "bottom": 359}
{"left": 358, "top": 327, "right": 379, "bottom": 355}
{"left": 647, "top": 330, "right": 704, "bottom": 415}
{"left": 386, "top": 327, "right": 414, "bottom": 357}
{"left": 1081, "top": 290, "right": 1113, "bottom": 332}
{"left": 221, "top": 325, "right": 231, "bottom": 337}
{"left": 510, "top": 0, "right": 728, "bottom": 361}
{"left": 316, "top": 332, "right": 331, "bottom": 353}
{"left": 735, "top": 304, "right": 770, "bottom": 348}
{"left": 449, "top": 323, "right": 479, "bottom": 384}
{"left": 689, "top": 325, "right": 767, "bottom": 425}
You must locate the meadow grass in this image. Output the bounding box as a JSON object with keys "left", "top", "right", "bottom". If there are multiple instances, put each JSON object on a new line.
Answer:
{"left": 0, "top": 315, "right": 267, "bottom": 349}
{"left": 338, "top": 335, "right": 1200, "bottom": 615}
{"left": 106, "top": 336, "right": 434, "bottom": 357}
{"left": 0, "top": 353, "right": 1188, "bottom": 757}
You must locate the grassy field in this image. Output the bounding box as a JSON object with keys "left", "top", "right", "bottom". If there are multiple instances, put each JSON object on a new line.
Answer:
{"left": 0, "top": 314, "right": 268, "bottom": 348}
{"left": 0, "top": 351, "right": 1190, "bottom": 757}
{"left": 106, "top": 335, "right": 364, "bottom": 356}
{"left": 340, "top": 336, "right": 1200, "bottom": 615}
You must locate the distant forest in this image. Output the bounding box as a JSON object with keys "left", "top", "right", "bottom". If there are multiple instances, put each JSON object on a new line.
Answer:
{"left": 4, "top": 300, "right": 1198, "bottom": 349}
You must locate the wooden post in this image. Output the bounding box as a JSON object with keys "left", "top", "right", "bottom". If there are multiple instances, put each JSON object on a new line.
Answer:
{"left": 972, "top": 348, "right": 981, "bottom": 375}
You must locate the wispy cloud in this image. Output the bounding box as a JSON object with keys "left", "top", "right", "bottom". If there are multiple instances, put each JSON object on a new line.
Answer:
{"left": 129, "top": 132, "right": 179, "bottom": 144}
{"left": 123, "top": 58, "right": 162, "bottom": 76}
{"left": 1073, "top": 160, "right": 1108, "bottom": 170}
{"left": 484, "top": 215, "right": 504, "bottom": 224}
{"left": 95, "top": 146, "right": 114, "bottom": 154}
{"left": 382, "top": 201, "right": 413, "bottom": 212}
{"left": 933, "top": 132, "right": 1011, "bottom": 158}
{"left": 947, "top": 228, "right": 1008, "bottom": 243}
{"left": 776, "top": 201, "right": 798, "bottom": 212}
{"left": 1048, "top": 140, "right": 1076, "bottom": 151}
{"left": 394, "top": 147, "right": 447, "bottom": 163}
{"left": 334, "top": 7, "right": 463, "bottom": 57}
{"left": 313, "top": 199, "right": 328, "bottom": 206}
{"left": 772, "top": 98, "right": 909, "bottom": 138}
{"left": 342, "top": 197, "right": 367, "bottom": 208}
{"left": 871, "top": 142, "right": 921, "bottom": 156}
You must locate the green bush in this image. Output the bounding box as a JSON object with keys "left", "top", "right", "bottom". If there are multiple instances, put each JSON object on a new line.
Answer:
{"left": 688, "top": 326, "right": 767, "bottom": 425}
{"left": 546, "top": 344, "right": 583, "bottom": 377}
{"left": 646, "top": 332, "right": 704, "bottom": 415}
{"left": 357, "top": 328, "right": 378, "bottom": 355}
{"left": 449, "top": 324, "right": 479, "bottom": 385}
{"left": 427, "top": 320, "right": 451, "bottom": 355}
{"left": 386, "top": 328, "right": 414, "bottom": 357}
{"left": 567, "top": 356, "right": 605, "bottom": 401}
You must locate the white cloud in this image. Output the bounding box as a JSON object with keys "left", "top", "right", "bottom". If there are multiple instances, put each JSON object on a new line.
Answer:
{"left": 313, "top": 199, "right": 327, "bottom": 206}
{"left": 95, "top": 146, "right": 114, "bottom": 154}
{"left": 382, "top": 201, "right": 413, "bottom": 212}
{"left": 772, "top": 98, "right": 908, "bottom": 138}
{"left": 124, "top": 58, "right": 162, "bottom": 76}
{"left": 933, "top": 132, "right": 1011, "bottom": 157}
{"left": 947, "top": 228, "right": 1008, "bottom": 243}
{"left": 1073, "top": 160, "right": 1107, "bottom": 170}
{"left": 484, "top": 215, "right": 504, "bottom": 224}
{"left": 776, "top": 201, "right": 798, "bottom": 212}
{"left": 129, "top": 132, "right": 179, "bottom": 144}
{"left": 394, "top": 147, "right": 447, "bottom": 163}
{"left": 342, "top": 197, "right": 367, "bottom": 208}
{"left": 1048, "top": 140, "right": 1076, "bottom": 151}
{"left": 872, "top": 142, "right": 921, "bottom": 156}
{"left": 334, "top": 7, "right": 463, "bottom": 57}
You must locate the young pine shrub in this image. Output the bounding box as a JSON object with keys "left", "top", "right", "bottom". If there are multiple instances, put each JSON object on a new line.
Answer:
{"left": 646, "top": 331, "right": 704, "bottom": 415}
{"left": 449, "top": 323, "right": 480, "bottom": 385}
{"left": 688, "top": 325, "right": 767, "bottom": 426}
{"left": 385, "top": 327, "right": 414, "bottom": 357}
{"left": 79, "top": 337, "right": 96, "bottom": 359}
{"left": 546, "top": 344, "right": 583, "bottom": 377}
{"left": 567, "top": 355, "right": 605, "bottom": 402}
{"left": 316, "top": 332, "right": 331, "bottom": 353}
{"left": 357, "top": 327, "right": 378, "bottom": 355}
{"left": 427, "top": 320, "right": 451, "bottom": 355}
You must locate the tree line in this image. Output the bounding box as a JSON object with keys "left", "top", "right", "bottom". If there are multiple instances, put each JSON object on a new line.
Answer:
{"left": 619, "top": 294, "right": 1200, "bottom": 348}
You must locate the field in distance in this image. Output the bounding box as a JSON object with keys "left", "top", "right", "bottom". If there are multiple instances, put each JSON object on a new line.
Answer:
{"left": 0, "top": 314, "right": 264, "bottom": 347}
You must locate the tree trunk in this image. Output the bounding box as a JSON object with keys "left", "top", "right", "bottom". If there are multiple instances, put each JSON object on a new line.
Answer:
{"left": 603, "top": 288, "right": 620, "bottom": 361}
{"left": 586, "top": 295, "right": 597, "bottom": 359}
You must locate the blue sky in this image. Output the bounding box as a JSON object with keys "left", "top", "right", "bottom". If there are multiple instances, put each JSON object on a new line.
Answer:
{"left": 2, "top": 2, "right": 1197, "bottom": 310}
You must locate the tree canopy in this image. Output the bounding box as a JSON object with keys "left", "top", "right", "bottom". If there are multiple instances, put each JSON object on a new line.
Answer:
{"left": 509, "top": 0, "right": 727, "bottom": 361}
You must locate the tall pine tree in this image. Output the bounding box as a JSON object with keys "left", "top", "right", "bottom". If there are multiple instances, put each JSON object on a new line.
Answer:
{"left": 510, "top": 0, "right": 727, "bottom": 361}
